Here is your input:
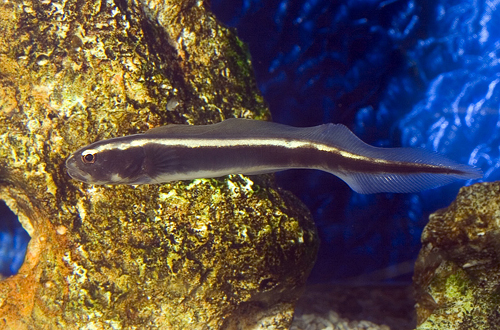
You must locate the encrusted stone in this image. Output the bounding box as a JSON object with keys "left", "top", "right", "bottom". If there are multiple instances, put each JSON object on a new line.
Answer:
{"left": 0, "top": 0, "right": 318, "bottom": 328}
{"left": 414, "top": 182, "right": 500, "bottom": 330}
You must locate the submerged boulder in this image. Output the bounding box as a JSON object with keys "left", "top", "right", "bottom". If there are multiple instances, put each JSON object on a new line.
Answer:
{"left": 414, "top": 182, "right": 500, "bottom": 330}
{"left": 0, "top": 0, "right": 318, "bottom": 328}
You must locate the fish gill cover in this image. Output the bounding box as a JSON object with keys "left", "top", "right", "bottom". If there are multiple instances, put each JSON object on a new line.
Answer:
{"left": 2, "top": 0, "right": 498, "bottom": 282}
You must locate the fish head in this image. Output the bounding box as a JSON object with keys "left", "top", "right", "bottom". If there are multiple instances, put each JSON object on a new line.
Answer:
{"left": 66, "top": 139, "right": 148, "bottom": 185}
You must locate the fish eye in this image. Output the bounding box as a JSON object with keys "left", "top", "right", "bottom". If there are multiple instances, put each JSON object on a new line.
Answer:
{"left": 81, "top": 152, "right": 96, "bottom": 164}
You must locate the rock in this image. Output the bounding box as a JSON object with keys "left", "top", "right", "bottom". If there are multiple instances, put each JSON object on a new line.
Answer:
{"left": 414, "top": 182, "right": 500, "bottom": 330}
{"left": 0, "top": 0, "right": 318, "bottom": 328}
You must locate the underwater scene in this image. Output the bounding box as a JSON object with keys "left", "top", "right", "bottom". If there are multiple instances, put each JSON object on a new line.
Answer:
{"left": 0, "top": 0, "right": 499, "bottom": 329}
{"left": 210, "top": 0, "right": 495, "bottom": 284}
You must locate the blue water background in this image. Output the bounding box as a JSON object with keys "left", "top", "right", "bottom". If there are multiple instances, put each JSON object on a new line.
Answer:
{"left": 210, "top": 0, "right": 498, "bottom": 283}
{"left": 0, "top": 202, "right": 29, "bottom": 277}
{"left": 2, "top": 0, "right": 499, "bottom": 282}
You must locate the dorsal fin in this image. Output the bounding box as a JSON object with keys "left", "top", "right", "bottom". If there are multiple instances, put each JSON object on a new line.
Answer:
{"left": 147, "top": 118, "right": 275, "bottom": 137}
{"left": 144, "top": 118, "right": 311, "bottom": 138}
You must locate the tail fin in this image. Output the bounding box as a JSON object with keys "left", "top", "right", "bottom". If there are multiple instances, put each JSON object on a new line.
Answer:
{"left": 338, "top": 161, "right": 481, "bottom": 194}
{"left": 309, "top": 124, "right": 483, "bottom": 194}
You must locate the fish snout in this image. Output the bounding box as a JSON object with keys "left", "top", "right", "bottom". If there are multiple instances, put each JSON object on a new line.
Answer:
{"left": 66, "top": 154, "right": 91, "bottom": 183}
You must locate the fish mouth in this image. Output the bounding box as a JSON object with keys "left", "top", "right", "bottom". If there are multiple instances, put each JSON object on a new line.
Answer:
{"left": 65, "top": 155, "right": 92, "bottom": 183}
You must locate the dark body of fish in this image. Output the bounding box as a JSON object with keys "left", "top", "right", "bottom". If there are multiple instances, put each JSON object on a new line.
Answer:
{"left": 65, "top": 118, "right": 481, "bottom": 194}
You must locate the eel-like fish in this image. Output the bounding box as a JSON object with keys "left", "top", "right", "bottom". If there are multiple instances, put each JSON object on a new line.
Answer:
{"left": 65, "top": 118, "right": 482, "bottom": 194}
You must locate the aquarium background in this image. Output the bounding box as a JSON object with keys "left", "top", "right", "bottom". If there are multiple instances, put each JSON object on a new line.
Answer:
{"left": 209, "top": 0, "right": 497, "bottom": 283}
{"left": 1, "top": 0, "right": 498, "bottom": 283}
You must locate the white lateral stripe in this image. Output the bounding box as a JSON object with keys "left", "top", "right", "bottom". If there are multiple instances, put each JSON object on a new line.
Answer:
{"left": 91, "top": 136, "right": 374, "bottom": 161}
{"left": 82, "top": 149, "right": 98, "bottom": 156}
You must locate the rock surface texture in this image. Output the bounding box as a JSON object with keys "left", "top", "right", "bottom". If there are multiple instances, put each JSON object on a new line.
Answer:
{"left": 0, "top": 0, "right": 318, "bottom": 329}
{"left": 414, "top": 182, "right": 500, "bottom": 330}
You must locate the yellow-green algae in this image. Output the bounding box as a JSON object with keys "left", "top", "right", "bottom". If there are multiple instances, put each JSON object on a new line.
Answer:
{"left": 0, "top": 0, "right": 318, "bottom": 329}
{"left": 414, "top": 182, "right": 500, "bottom": 330}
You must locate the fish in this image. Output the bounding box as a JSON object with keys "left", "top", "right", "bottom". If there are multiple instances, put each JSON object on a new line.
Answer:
{"left": 65, "top": 118, "right": 482, "bottom": 194}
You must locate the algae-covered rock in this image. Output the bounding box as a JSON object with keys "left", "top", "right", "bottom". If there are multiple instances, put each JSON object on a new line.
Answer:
{"left": 414, "top": 182, "right": 500, "bottom": 330}
{"left": 0, "top": 0, "right": 318, "bottom": 328}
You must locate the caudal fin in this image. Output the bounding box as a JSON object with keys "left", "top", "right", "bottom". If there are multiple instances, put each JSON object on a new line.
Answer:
{"left": 308, "top": 124, "right": 482, "bottom": 194}
{"left": 338, "top": 160, "right": 482, "bottom": 194}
